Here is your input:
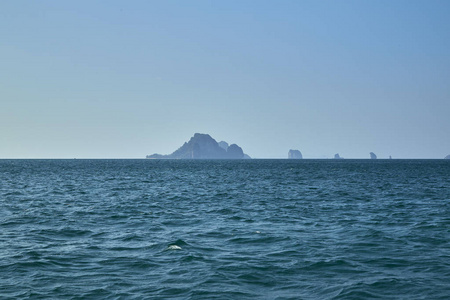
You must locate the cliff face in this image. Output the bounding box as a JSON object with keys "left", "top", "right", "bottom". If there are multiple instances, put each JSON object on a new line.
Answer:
{"left": 218, "top": 141, "right": 229, "bottom": 151}
{"left": 147, "top": 133, "right": 248, "bottom": 159}
{"left": 288, "top": 149, "right": 303, "bottom": 159}
{"left": 227, "top": 144, "right": 244, "bottom": 159}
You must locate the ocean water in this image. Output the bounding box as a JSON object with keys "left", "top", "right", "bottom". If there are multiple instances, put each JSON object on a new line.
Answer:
{"left": 1, "top": 159, "right": 449, "bottom": 299}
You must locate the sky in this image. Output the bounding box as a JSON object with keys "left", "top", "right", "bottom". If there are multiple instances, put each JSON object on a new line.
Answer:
{"left": 1, "top": 0, "right": 449, "bottom": 159}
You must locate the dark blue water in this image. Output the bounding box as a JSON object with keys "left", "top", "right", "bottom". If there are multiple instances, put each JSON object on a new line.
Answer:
{"left": 1, "top": 159, "right": 449, "bottom": 299}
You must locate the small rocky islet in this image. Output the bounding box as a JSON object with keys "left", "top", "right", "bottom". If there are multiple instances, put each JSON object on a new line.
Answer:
{"left": 288, "top": 149, "right": 303, "bottom": 159}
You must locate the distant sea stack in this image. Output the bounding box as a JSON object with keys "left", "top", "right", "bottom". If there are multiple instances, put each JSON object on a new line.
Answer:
{"left": 445, "top": 155, "right": 450, "bottom": 159}
{"left": 288, "top": 149, "right": 303, "bottom": 159}
{"left": 146, "top": 133, "right": 251, "bottom": 159}
{"left": 370, "top": 152, "right": 377, "bottom": 160}
{"left": 334, "top": 153, "right": 343, "bottom": 159}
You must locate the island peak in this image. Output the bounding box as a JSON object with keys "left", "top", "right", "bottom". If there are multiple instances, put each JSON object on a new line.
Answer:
{"left": 147, "top": 133, "right": 250, "bottom": 159}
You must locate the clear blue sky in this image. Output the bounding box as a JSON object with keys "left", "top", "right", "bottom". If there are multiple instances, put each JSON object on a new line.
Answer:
{"left": 1, "top": 0, "right": 449, "bottom": 158}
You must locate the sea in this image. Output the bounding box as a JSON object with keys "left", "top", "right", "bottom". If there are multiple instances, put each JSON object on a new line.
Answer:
{"left": 1, "top": 159, "right": 449, "bottom": 299}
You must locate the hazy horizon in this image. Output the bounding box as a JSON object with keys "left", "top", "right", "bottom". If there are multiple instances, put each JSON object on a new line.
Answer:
{"left": 1, "top": 1, "right": 449, "bottom": 159}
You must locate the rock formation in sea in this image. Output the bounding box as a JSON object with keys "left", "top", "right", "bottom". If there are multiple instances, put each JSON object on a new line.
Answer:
{"left": 288, "top": 149, "right": 303, "bottom": 159}
{"left": 370, "top": 152, "right": 377, "bottom": 159}
{"left": 445, "top": 155, "right": 450, "bottom": 159}
{"left": 146, "top": 133, "right": 250, "bottom": 159}
{"left": 334, "top": 153, "right": 343, "bottom": 159}
{"left": 389, "top": 155, "right": 392, "bottom": 159}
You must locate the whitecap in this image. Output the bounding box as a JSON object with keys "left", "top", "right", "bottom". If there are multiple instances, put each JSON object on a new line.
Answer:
{"left": 167, "top": 245, "right": 182, "bottom": 250}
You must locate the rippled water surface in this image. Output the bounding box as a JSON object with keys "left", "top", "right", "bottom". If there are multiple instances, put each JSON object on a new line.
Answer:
{"left": 1, "top": 159, "right": 449, "bottom": 299}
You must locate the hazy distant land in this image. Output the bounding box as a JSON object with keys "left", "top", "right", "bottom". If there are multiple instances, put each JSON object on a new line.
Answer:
{"left": 147, "top": 133, "right": 251, "bottom": 159}
{"left": 146, "top": 133, "right": 449, "bottom": 160}
{"left": 288, "top": 149, "right": 303, "bottom": 159}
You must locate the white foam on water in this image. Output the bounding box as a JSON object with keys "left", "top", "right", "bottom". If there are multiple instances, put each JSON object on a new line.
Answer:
{"left": 167, "top": 245, "right": 182, "bottom": 250}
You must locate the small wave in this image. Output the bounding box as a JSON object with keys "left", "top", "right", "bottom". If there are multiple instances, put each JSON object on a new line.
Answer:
{"left": 167, "top": 245, "right": 182, "bottom": 250}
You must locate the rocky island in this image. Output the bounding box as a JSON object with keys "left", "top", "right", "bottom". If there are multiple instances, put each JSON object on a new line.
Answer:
{"left": 370, "top": 152, "right": 377, "bottom": 159}
{"left": 445, "top": 155, "right": 450, "bottom": 159}
{"left": 288, "top": 149, "right": 303, "bottom": 159}
{"left": 146, "top": 133, "right": 251, "bottom": 159}
{"left": 334, "top": 153, "right": 343, "bottom": 159}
